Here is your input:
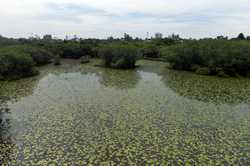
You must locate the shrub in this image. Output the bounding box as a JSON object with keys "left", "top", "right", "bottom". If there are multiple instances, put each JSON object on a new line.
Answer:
{"left": 141, "top": 45, "right": 160, "bottom": 58}
{"left": 23, "top": 47, "right": 53, "bottom": 66}
{"left": 98, "top": 44, "right": 138, "bottom": 69}
{"left": 0, "top": 45, "right": 53, "bottom": 66}
{"left": 0, "top": 48, "right": 38, "bottom": 80}
{"left": 59, "top": 43, "right": 92, "bottom": 59}
{"left": 163, "top": 40, "right": 250, "bottom": 77}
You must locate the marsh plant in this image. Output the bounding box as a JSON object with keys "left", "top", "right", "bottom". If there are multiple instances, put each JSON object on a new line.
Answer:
{"left": 0, "top": 47, "right": 39, "bottom": 80}
{"left": 163, "top": 40, "right": 250, "bottom": 77}
{"left": 22, "top": 46, "right": 53, "bottom": 66}
{"left": 99, "top": 44, "right": 139, "bottom": 69}
{"left": 141, "top": 44, "right": 160, "bottom": 58}
{"left": 59, "top": 42, "right": 93, "bottom": 59}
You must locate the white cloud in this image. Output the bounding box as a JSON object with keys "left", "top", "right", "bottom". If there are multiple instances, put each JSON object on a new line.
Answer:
{"left": 0, "top": 0, "right": 250, "bottom": 38}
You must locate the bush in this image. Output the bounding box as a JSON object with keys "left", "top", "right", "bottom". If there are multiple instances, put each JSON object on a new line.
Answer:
{"left": 163, "top": 40, "right": 250, "bottom": 77}
{"left": 98, "top": 44, "right": 138, "bottom": 69}
{"left": 0, "top": 47, "right": 38, "bottom": 80}
{"left": 59, "top": 43, "right": 92, "bottom": 59}
{"left": 23, "top": 47, "right": 53, "bottom": 66}
{"left": 141, "top": 45, "right": 160, "bottom": 58}
{"left": 0, "top": 45, "right": 53, "bottom": 66}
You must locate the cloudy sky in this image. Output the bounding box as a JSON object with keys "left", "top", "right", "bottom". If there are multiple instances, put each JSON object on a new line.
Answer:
{"left": 0, "top": 0, "right": 250, "bottom": 39}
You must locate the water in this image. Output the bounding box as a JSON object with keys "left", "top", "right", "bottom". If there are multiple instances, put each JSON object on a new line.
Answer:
{"left": 0, "top": 59, "right": 250, "bottom": 165}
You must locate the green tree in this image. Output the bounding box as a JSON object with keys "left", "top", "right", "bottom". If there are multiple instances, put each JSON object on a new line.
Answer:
{"left": 124, "top": 33, "right": 133, "bottom": 41}
{"left": 237, "top": 33, "right": 245, "bottom": 40}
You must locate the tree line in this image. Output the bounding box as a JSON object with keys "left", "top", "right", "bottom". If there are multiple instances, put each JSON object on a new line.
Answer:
{"left": 0, "top": 33, "right": 249, "bottom": 80}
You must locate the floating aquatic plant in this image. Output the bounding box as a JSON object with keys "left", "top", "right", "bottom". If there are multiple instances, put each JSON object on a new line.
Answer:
{"left": 0, "top": 59, "right": 249, "bottom": 165}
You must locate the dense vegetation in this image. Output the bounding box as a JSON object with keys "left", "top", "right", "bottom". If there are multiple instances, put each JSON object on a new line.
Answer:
{"left": 16, "top": 45, "right": 52, "bottom": 66}
{"left": 57, "top": 43, "right": 92, "bottom": 59}
{"left": 162, "top": 40, "right": 250, "bottom": 77}
{"left": 0, "top": 47, "right": 38, "bottom": 80}
{"left": 0, "top": 33, "right": 249, "bottom": 80}
{"left": 99, "top": 44, "right": 139, "bottom": 69}
{"left": 141, "top": 44, "right": 160, "bottom": 58}
{"left": 0, "top": 39, "right": 96, "bottom": 80}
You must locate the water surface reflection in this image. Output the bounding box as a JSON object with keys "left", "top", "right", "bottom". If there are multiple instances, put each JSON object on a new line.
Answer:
{"left": 98, "top": 69, "right": 140, "bottom": 90}
{"left": 0, "top": 101, "right": 13, "bottom": 164}
{"left": 161, "top": 69, "right": 250, "bottom": 104}
{"left": 138, "top": 60, "right": 250, "bottom": 104}
{"left": 0, "top": 59, "right": 249, "bottom": 165}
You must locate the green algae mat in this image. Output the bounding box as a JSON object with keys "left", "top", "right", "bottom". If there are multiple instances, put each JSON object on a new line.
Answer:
{"left": 0, "top": 60, "right": 250, "bottom": 165}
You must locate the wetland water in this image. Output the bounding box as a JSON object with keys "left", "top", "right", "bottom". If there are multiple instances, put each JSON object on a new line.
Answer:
{"left": 0, "top": 59, "right": 250, "bottom": 165}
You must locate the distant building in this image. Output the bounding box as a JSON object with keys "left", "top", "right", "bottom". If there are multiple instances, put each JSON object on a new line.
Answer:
{"left": 43, "top": 34, "right": 52, "bottom": 40}
{"left": 107, "top": 36, "right": 114, "bottom": 41}
{"left": 73, "top": 35, "right": 78, "bottom": 41}
{"left": 216, "top": 36, "right": 228, "bottom": 40}
{"left": 65, "top": 35, "right": 70, "bottom": 41}
{"left": 155, "top": 32, "right": 163, "bottom": 39}
{"left": 124, "top": 33, "right": 133, "bottom": 41}
{"left": 29, "top": 34, "right": 40, "bottom": 40}
{"left": 168, "top": 33, "right": 180, "bottom": 40}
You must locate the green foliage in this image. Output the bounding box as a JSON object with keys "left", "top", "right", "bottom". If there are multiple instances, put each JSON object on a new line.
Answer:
{"left": 0, "top": 47, "right": 38, "bottom": 80}
{"left": 124, "top": 33, "right": 133, "bottom": 41}
{"left": 0, "top": 45, "right": 53, "bottom": 65}
{"left": 141, "top": 44, "right": 160, "bottom": 58}
{"left": 0, "top": 36, "right": 19, "bottom": 46}
{"left": 21, "top": 46, "right": 53, "bottom": 66}
{"left": 98, "top": 44, "right": 138, "bottom": 69}
{"left": 163, "top": 40, "right": 250, "bottom": 76}
{"left": 237, "top": 33, "right": 245, "bottom": 40}
{"left": 59, "top": 43, "right": 92, "bottom": 59}
{"left": 0, "top": 45, "right": 53, "bottom": 80}
{"left": 0, "top": 35, "right": 249, "bottom": 78}
{"left": 150, "top": 35, "right": 182, "bottom": 46}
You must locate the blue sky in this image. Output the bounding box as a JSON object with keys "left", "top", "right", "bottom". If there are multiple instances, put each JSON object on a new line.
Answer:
{"left": 0, "top": 0, "right": 250, "bottom": 39}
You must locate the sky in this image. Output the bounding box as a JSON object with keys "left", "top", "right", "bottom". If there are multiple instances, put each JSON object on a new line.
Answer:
{"left": 0, "top": 0, "right": 250, "bottom": 39}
